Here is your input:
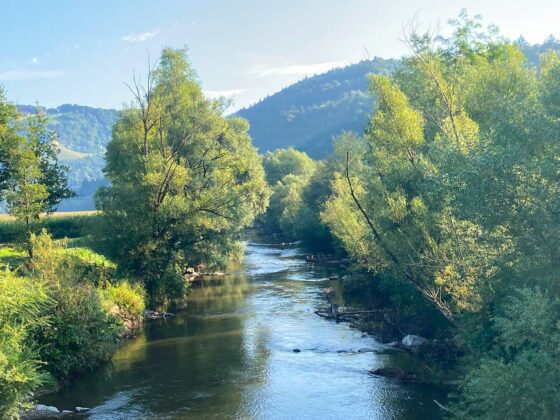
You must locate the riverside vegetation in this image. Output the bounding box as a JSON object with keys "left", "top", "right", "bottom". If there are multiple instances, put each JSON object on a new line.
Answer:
{"left": 259, "top": 12, "right": 560, "bottom": 419}
{"left": 1, "top": 11, "right": 559, "bottom": 419}
{"left": 0, "top": 48, "right": 268, "bottom": 418}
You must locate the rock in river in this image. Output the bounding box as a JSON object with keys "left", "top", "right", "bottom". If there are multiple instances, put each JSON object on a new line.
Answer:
{"left": 34, "top": 404, "right": 59, "bottom": 414}
{"left": 401, "top": 334, "right": 427, "bottom": 347}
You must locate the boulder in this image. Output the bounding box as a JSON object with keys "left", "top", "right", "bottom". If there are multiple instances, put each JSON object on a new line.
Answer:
{"left": 35, "top": 404, "right": 59, "bottom": 414}
{"left": 292, "top": 348, "right": 301, "bottom": 353}
{"left": 62, "top": 410, "right": 74, "bottom": 415}
{"left": 401, "top": 334, "right": 428, "bottom": 347}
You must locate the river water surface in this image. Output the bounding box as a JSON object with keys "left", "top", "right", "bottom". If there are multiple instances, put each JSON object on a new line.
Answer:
{"left": 41, "top": 240, "right": 445, "bottom": 419}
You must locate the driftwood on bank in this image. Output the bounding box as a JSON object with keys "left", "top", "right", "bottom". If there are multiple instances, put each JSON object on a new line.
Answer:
{"left": 315, "top": 308, "right": 386, "bottom": 322}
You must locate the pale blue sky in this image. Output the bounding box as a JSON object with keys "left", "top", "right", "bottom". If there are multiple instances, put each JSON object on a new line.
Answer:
{"left": 1, "top": 0, "right": 559, "bottom": 110}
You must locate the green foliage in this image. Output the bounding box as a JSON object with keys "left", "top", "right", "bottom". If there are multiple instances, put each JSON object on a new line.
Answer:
{"left": 0, "top": 270, "right": 51, "bottom": 418}
{"left": 64, "top": 246, "right": 117, "bottom": 287}
{"left": 99, "top": 281, "right": 146, "bottom": 321}
{"left": 94, "top": 48, "right": 269, "bottom": 308}
{"left": 317, "top": 11, "right": 560, "bottom": 417}
{"left": 454, "top": 288, "right": 560, "bottom": 419}
{"left": 26, "top": 231, "right": 122, "bottom": 380}
{"left": 262, "top": 147, "right": 316, "bottom": 185}
{"left": 35, "top": 284, "right": 121, "bottom": 380}
{"left": 260, "top": 147, "right": 334, "bottom": 246}
{"left": 0, "top": 94, "right": 74, "bottom": 246}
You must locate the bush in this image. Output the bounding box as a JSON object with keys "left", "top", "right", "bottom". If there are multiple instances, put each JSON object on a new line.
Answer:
{"left": 27, "top": 230, "right": 122, "bottom": 380}
{"left": 454, "top": 288, "right": 560, "bottom": 419}
{"left": 35, "top": 284, "right": 121, "bottom": 380}
{"left": 100, "top": 281, "right": 146, "bottom": 321}
{"left": 64, "top": 247, "right": 116, "bottom": 287}
{"left": 0, "top": 271, "right": 51, "bottom": 418}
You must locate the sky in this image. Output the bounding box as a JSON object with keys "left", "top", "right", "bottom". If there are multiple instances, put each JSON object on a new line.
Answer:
{"left": 1, "top": 0, "right": 559, "bottom": 111}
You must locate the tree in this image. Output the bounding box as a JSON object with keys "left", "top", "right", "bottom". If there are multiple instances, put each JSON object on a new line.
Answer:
{"left": 0, "top": 91, "right": 74, "bottom": 243}
{"left": 262, "top": 147, "right": 316, "bottom": 185}
{"left": 94, "top": 48, "right": 269, "bottom": 307}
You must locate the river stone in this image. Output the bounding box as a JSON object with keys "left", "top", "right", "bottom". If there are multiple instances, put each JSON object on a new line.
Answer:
{"left": 292, "top": 348, "right": 301, "bottom": 353}
{"left": 35, "top": 404, "right": 59, "bottom": 413}
{"left": 75, "top": 407, "right": 91, "bottom": 412}
{"left": 62, "top": 410, "right": 74, "bottom": 415}
{"left": 357, "top": 348, "right": 376, "bottom": 353}
{"left": 402, "top": 334, "right": 428, "bottom": 347}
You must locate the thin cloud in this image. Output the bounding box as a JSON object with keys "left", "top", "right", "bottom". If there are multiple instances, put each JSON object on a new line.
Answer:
{"left": 0, "top": 69, "right": 67, "bottom": 81}
{"left": 122, "top": 30, "right": 159, "bottom": 43}
{"left": 30, "top": 57, "right": 39, "bottom": 64}
{"left": 249, "top": 61, "right": 348, "bottom": 78}
{"left": 204, "top": 88, "right": 246, "bottom": 99}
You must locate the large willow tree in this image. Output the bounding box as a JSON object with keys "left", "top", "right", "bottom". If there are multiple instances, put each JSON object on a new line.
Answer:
{"left": 95, "top": 49, "right": 269, "bottom": 306}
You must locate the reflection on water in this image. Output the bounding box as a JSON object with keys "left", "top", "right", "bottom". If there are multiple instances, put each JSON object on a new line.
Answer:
{"left": 41, "top": 241, "right": 445, "bottom": 419}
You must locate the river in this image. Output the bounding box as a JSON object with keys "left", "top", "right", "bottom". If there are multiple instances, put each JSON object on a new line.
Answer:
{"left": 40, "top": 240, "right": 446, "bottom": 419}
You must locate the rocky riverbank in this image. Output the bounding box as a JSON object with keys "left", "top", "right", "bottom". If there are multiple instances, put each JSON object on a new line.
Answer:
{"left": 23, "top": 404, "right": 90, "bottom": 418}
{"left": 316, "top": 286, "right": 462, "bottom": 386}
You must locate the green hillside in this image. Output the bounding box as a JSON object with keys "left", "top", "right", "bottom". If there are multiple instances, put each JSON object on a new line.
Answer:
{"left": 236, "top": 58, "right": 398, "bottom": 158}
{"left": 17, "top": 104, "right": 118, "bottom": 153}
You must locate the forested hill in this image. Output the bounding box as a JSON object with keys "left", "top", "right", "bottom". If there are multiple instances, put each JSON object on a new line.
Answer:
{"left": 236, "top": 38, "right": 560, "bottom": 159}
{"left": 236, "top": 58, "right": 398, "bottom": 158}
{"left": 17, "top": 104, "right": 118, "bottom": 154}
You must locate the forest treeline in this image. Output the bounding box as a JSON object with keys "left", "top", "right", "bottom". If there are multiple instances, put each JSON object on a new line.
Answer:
{"left": 13, "top": 35, "right": 559, "bottom": 213}
{"left": 1, "top": 10, "right": 559, "bottom": 419}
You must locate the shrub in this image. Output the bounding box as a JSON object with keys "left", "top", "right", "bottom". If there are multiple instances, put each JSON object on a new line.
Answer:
{"left": 27, "top": 230, "right": 122, "bottom": 380}
{"left": 100, "top": 281, "right": 146, "bottom": 321}
{"left": 64, "top": 247, "right": 116, "bottom": 287}
{"left": 35, "top": 284, "right": 121, "bottom": 380}
{"left": 0, "top": 271, "right": 51, "bottom": 418}
{"left": 454, "top": 288, "right": 560, "bottom": 419}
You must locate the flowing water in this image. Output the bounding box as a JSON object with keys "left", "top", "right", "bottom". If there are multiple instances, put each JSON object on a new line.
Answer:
{"left": 40, "top": 240, "right": 446, "bottom": 419}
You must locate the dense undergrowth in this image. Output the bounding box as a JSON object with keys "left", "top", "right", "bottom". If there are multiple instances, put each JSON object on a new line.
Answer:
{"left": 0, "top": 226, "right": 145, "bottom": 418}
